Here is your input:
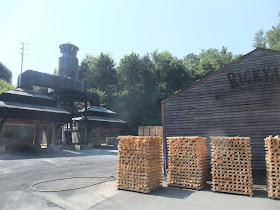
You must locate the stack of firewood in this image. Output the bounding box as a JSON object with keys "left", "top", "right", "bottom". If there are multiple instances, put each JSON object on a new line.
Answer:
{"left": 265, "top": 135, "right": 280, "bottom": 199}
{"left": 117, "top": 136, "right": 162, "bottom": 193}
{"left": 167, "top": 136, "right": 207, "bottom": 189}
{"left": 210, "top": 136, "right": 253, "bottom": 196}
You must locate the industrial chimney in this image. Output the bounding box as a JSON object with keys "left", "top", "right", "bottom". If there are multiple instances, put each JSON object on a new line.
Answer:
{"left": 58, "top": 43, "right": 79, "bottom": 80}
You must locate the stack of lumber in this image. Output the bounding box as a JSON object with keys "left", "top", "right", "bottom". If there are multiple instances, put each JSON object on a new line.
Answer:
{"left": 117, "top": 136, "right": 162, "bottom": 193}
{"left": 265, "top": 135, "right": 280, "bottom": 199}
{"left": 167, "top": 136, "right": 207, "bottom": 189}
{"left": 210, "top": 137, "right": 253, "bottom": 196}
{"left": 138, "top": 126, "right": 163, "bottom": 137}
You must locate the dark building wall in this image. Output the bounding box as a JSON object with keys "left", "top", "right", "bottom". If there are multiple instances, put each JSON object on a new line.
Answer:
{"left": 3, "top": 125, "right": 34, "bottom": 149}
{"left": 163, "top": 49, "right": 280, "bottom": 174}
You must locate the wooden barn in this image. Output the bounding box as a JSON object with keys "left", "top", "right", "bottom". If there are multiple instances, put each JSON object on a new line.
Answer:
{"left": 161, "top": 48, "right": 280, "bottom": 184}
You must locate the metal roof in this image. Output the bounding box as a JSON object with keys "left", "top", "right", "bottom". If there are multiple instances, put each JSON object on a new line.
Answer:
{"left": 73, "top": 116, "right": 127, "bottom": 129}
{"left": 0, "top": 101, "right": 69, "bottom": 114}
{"left": 2, "top": 88, "right": 55, "bottom": 101}
{"left": 74, "top": 116, "right": 126, "bottom": 123}
{"left": 0, "top": 100, "right": 71, "bottom": 122}
{"left": 80, "top": 106, "right": 116, "bottom": 115}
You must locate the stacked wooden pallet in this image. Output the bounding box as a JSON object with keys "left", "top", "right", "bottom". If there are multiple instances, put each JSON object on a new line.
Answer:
{"left": 210, "top": 137, "right": 253, "bottom": 196}
{"left": 167, "top": 136, "right": 207, "bottom": 189}
{"left": 265, "top": 135, "right": 280, "bottom": 199}
{"left": 117, "top": 136, "right": 162, "bottom": 193}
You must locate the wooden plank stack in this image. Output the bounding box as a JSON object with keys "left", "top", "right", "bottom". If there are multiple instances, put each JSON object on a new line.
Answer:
{"left": 117, "top": 136, "right": 162, "bottom": 193}
{"left": 210, "top": 137, "right": 253, "bottom": 196}
{"left": 265, "top": 135, "right": 280, "bottom": 199}
{"left": 138, "top": 126, "right": 163, "bottom": 137}
{"left": 167, "top": 136, "right": 207, "bottom": 189}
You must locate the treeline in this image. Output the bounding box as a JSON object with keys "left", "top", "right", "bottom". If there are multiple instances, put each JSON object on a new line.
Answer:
{"left": 0, "top": 62, "right": 13, "bottom": 94}
{"left": 79, "top": 47, "right": 241, "bottom": 134}
{"left": 253, "top": 12, "right": 280, "bottom": 50}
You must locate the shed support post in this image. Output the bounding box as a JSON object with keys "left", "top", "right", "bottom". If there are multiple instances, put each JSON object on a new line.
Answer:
{"left": 161, "top": 102, "right": 167, "bottom": 176}
{"left": 46, "top": 126, "right": 52, "bottom": 149}
{"left": 92, "top": 128, "right": 102, "bottom": 147}
{"left": 114, "top": 128, "right": 121, "bottom": 138}
{"left": 50, "top": 123, "right": 60, "bottom": 151}
{"left": 0, "top": 118, "right": 6, "bottom": 153}
{"left": 33, "top": 122, "right": 40, "bottom": 149}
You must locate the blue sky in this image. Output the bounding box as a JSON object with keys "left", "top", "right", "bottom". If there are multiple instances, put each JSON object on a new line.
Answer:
{"left": 0, "top": 0, "right": 279, "bottom": 85}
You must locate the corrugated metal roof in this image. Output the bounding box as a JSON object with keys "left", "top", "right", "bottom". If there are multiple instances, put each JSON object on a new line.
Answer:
{"left": 80, "top": 106, "right": 116, "bottom": 114}
{"left": 0, "top": 101, "right": 69, "bottom": 114}
{"left": 2, "top": 88, "right": 55, "bottom": 101}
{"left": 73, "top": 116, "right": 126, "bottom": 124}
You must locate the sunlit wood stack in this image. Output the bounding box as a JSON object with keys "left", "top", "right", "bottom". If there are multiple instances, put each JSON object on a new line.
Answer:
{"left": 167, "top": 136, "right": 207, "bottom": 189}
{"left": 117, "top": 136, "right": 162, "bottom": 193}
{"left": 265, "top": 135, "right": 280, "bottom": 199}
{"left": 210, "top": 137, "right": 253, "bottom": 196}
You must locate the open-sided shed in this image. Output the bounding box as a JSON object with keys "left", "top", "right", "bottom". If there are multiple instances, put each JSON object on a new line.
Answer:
{"left": 161, "top": 48, "right": 280, "bottom": 183}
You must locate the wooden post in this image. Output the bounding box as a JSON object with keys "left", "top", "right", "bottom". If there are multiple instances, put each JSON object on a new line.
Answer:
{"left": 51, "top": 123, "right": 60, "bottom": 146}
{"left": 0, "top": 118, "right": 6, "bottom": 153}
{"left": 84, "top": 83, "right": 88, "bottom": 145}
{"left": 41, "top": 127, "right": 47, "bottom": 148}
{"left": 45, "top": 124, "right": 53, "bottom": 149}
{"left": 47, "top": 122, "right": 60, "bottom": 151}
{"left": 33, "top": 122, "right": 40, "bottom": 149}
{"left": 161, "top": 102, "right": 167, "bottom": 176}
{"left": 114, "top": 128, "right": 121, "bottom": 138}
{"left": 92, "top": 128, "right": 102, "bottom": 147}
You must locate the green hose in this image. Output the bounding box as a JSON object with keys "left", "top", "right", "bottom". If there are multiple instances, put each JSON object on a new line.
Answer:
{"left": 30, "top": 176, "right": 116, "bottom": 192}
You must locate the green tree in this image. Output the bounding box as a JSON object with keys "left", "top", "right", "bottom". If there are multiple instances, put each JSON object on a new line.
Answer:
{"left": 198, "top": 47, "right": 234, "bottom": 78}
{"left": 266, "top": 23, "right": 280, "bottom": 50}
{"left": 115, "top": 53, "right": 159, "bottom": 134}
{"left": 0, "top": 62, "right": 12, "bottom": 83}
{"left": 183, "top": 53, "right": 202, "bottom": 85}
{"left": 79, "top": 53, "right": 118, "bottom": 106}
{"left": 152, "top": 50, "right": 186, "bottom": 98}
{"left": 253, "top": 29, "right": 267, "bottom": 48}
{"left": 117, "top": 52, "right": 155, "bottom": 96}
{"left": 253, "top": 12, "right": 280, "bottom": 50}
{"left": 78, "top": 47, "right": 239, "bottom": 135}
{"left": 0, "top": 79, "right": 14, "bottom": 94}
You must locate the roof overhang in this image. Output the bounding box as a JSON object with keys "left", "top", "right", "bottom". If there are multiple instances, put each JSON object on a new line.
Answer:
{"left": 73, "top": 116, "right": 127, "bottom": 129}
{"left": 0, "top": 101, "right": 71, "bottom": 122}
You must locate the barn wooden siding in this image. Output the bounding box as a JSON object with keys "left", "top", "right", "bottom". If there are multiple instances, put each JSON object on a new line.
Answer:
{"left": 162, "top": 48, "right": 280, "bottom": 171}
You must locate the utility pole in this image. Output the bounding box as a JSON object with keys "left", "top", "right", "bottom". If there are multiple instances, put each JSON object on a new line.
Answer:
{"left": 19, "top": 42, "right": 25, "bottom": 87}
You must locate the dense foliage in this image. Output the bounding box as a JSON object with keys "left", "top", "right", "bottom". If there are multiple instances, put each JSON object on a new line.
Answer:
{"left": 0, "top": 62, "right": 12, "bottom": 83}
{"left": 253, "top": 12, "right": 280, "bottom": 50}
{"left": 0, "top": 79, "right": 14, "bottom": 94}
{"left": 0, "top": 62, "right": 13, "bottom": 94}
{"left": 79, "top": 47, "right": 239, "bottom": 134}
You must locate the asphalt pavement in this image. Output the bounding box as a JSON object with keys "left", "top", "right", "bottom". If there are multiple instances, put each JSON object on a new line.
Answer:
{"left": 0, "top": 146, "right": 279, "bottom": 210}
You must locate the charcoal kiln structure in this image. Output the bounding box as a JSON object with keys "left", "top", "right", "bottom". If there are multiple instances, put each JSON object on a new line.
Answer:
{"left": 0, "top": 43, "right": 127, "bottom": 152}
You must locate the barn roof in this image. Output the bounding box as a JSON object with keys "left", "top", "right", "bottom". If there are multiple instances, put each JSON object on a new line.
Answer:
{"left": 161, "top": 48, "right": 280, "bottom": 104}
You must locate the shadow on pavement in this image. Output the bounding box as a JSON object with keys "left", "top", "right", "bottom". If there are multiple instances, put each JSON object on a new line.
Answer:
{"left": 150, "top": 186, "right": 194, "bottom": 199}
{"left": 0, "top": 145, "right": 118, "bottom": 160}
{"left": 202, "top": 182, "right": 269, "bottom": 199}
{"left": 154, "top": 182, "right": 269, "bottom": 199}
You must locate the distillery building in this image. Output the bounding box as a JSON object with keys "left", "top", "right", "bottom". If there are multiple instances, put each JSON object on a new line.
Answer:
{"left": 161, "top": 48, "right": 280, "bottom": 183}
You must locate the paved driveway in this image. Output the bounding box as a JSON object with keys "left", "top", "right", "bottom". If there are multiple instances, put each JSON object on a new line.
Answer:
{"left": 0, "top": 147, "right": 279, "bottom": 210}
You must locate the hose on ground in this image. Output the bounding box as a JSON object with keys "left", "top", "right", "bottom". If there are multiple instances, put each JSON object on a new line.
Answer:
{"left": 30, "top": 175, "right": 116, "bottom": 192}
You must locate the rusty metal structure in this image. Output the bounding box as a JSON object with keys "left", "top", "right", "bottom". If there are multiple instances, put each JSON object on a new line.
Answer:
{"left": 0, "top": 43, "right": 127, "bottom": 152}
